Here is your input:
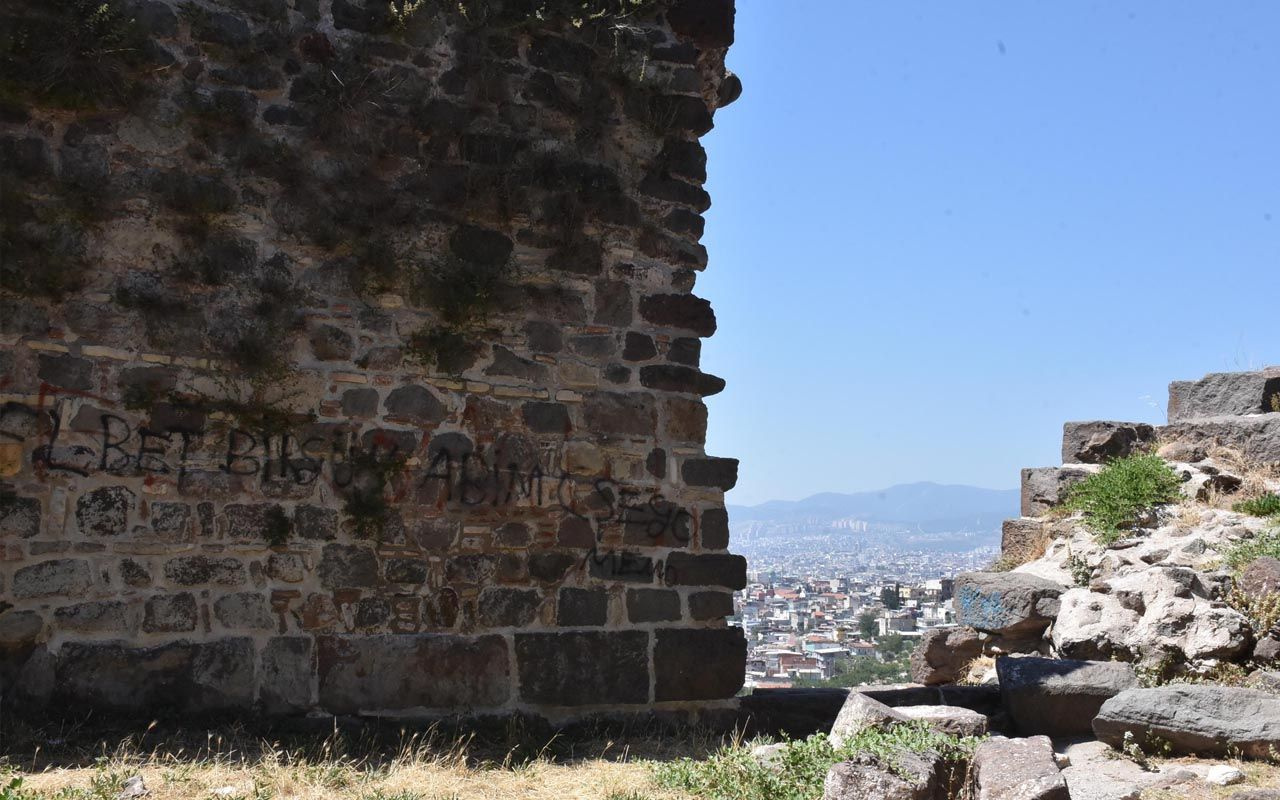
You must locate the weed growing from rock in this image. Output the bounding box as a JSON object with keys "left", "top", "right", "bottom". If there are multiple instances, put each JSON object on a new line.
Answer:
{"left": 1064, "top": 453, "right": 1182, "bottom": 544}
{"left": 1234, "top": 493, "right": 1280, "bottom": 519}
{"left": 653, "top": 724, "right": 983, "bottom": 800}
{"left": 1223, "top": 528, "right": 1280, "bottom": 573}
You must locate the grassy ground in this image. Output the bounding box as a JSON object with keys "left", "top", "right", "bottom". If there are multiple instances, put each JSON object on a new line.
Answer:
{"left": 0, "top": 719, "right": 708, "bottom": 800}
{"left": 1142, "top": 757, "right": 1280, "bottom": 799}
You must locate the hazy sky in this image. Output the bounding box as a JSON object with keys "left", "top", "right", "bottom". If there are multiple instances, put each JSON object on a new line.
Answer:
{"left": 697, "top": 2, "right": 1280, "bottom": 506}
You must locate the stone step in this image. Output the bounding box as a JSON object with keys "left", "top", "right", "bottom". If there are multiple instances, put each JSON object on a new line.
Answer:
{"left": 1168, "top": 367, "right": 1280, "bottom": 422}
{"left": 1020, "top": 465, "right": 1099, "bottom": 516}
{"left": 1061, "top": 421, "right": 1158, "bottom": 464}
{"left": 1159, "top": 413, "right": 1280, "bottom": 465}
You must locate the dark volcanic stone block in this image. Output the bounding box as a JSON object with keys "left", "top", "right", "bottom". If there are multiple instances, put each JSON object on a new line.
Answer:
{"left": 557, "top": 587, "right": 607, "bottom": 626}
{"left": 640, "top": 365, "right": 725, "bottom": 396}
{"left": 13, "top": 559, "right": 93, "bottom": 598}
{"left": 664, "top": 552, "right": 746, "bottom": 589}
{"left": 700, "top": 507, "right": 730, "bottom": 549}
{"left": 584, "top": 392, "right": 656, "bottom": 436}
{"left": 75, "top": 486, "right": 135, "bottom": 536}
{"left": 627, "top": 589, "right": 682, "bottom": 623}
{"left": 654, "top": 627, "right": 745, "bottom": 701}
{"left": 1061, "top": 421, "right": 1157, "bottom": 465}
{"left": 515, "top": 631, "right": 649, "bottom": 706}
{"left": 318, "top": 634, "right": 510, "bottom": 713}
{"left": 53, "top": 639, "right": 256, "bottom": 713}
{"left": 318, "top": 544, "right": 379, "bottom": 590}
{"left": 37, "top": 354, "right": 93, "bottom": 390}
{"left": 478, "top": 588, "right": 541, "bottom": 628}
{"left": 260, "top": 637, "right": 313, "bottom": 714}
{"left": 164, "top": 555, "right": 246, "bottom": 587}
{"left": 682, "top": 457, "right": 738, "bottom": 490}
{"left": 1, "top": 496, "right": 41, "bottom": 538}
{"left": 688, "top": 591, "right": 734, "bottom": 621}
{"left": 638, "top": 294, "right": 716, "bottom": 336}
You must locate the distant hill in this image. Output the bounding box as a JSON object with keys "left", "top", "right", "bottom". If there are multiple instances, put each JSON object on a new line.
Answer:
{"left": 727, "top": 482, "right": 1019, "bottom": 532}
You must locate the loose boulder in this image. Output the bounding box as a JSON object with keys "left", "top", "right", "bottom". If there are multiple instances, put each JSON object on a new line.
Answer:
{"left": 910, "top": 626, "right": 983, "bottom": 686}
{"left": 954, "top": 573, "right": 1065, "bottom": 638}
{"left": 1094, "top": 685, "right": 1280, "bottom": 758}
{"left": 829, "top": 692, "right": 909, "bottom": 748}
{"left": 972, "top": 735, "right": 1068, "bottom": 800}
{"left": 823, "top": 750, "right": 945, "bottom": 800}
{"left": 998, "top": 656, "right": 1137, "bottom": 737}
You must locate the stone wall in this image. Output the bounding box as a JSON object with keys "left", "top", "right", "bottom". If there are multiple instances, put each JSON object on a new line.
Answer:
{"left": 0, "top": 0, "right": 745, "bottom": 723}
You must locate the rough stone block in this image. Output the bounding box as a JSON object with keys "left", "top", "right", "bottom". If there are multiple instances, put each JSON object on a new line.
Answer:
{"left": 1061, "top": 421, "right": 1157, "bottom": 464}
{"left": 583, "top": 392, "right": 656, "bottom": 437}
{"left": 1001, "top": 518, "right": 1052, "bottom": 566}
{"left": 54, "top": 600, "right": 137, "bottom": 634}
{"left": 143, "top": 593, "right": 198, "bottom": 632}
{"left": 516, "top": 631, "right": 649, "bottom": 705}
{"left": 213, "top": 592, "right": 275, "bottom": 630}
{"left": 1160, "top": 414, "right": 1280, "bottom": 465}
{"left": 318, "top": 544, "right": 378, "bottom": 589}
{"left": 0, "top": 496, "right": 41, "bottom": 538}
{"left": 53, "top": 639, "right": 256, "bottom": 713}
{"left": 953, "top": 572, "right": 1064, "bottom": 637}
{"left": 654, "top": 627, "right": 745, "bottom": 701}
{"left": 909, "top": 626, "right": 983, "bottom": 686}
{"left": 557, "top": 587, "right": 607, "bottom": 626}
{"left": 164, "top": 555, "right": 247, "bottom": 587}
{"left": 318, "top": 634, "right": 510, "bottom": 713}
{"left": 260, "top": 637, "right": 313, "bottom": 714}
{"left": 688, "top": 590, "right": 734, "bottom": 621}
{"left": 998, "top": 656, "right": 1137, "bottom": 738}
{"left": 699, "top": 507, "right": 729, "bottom": 549}
{"left": 1020, "top": 466, "right": 1095, "bottom": 516}
{"left": 13, "top": 559, "right": 92, "bottom": 599}
{"left": 37, "top": 354, "right": 93, "bottom": 390}
{"left": 478, "top": 588, "right": 541, "bottom": 628}
{"left": 1168, "top": 368, "right": 1280, "bottom": 421}
{"left": 75, "top": 486, "right": 135, "bottom": 536}
{"left": 638, "top": 293, "right": 717, "bottom": 336}
{"left": 664, "top": 552, "right": 747, "bottom": 589}
{"left": 640, "top": 365, "right": 725, "bottom": 396}
{"left": 628, "top": 588, "right": 682, "bottom": 623}
{"left": 682, "top": 457, "right": 738, "bottom": 490}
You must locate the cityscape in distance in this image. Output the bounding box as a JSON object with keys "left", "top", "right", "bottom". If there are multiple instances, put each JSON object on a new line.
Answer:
{"left": 730, "top": 482, "right": 1019, "bottom": 689}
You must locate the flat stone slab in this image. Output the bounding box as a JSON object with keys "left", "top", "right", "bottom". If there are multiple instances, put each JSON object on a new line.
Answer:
{"left": 1059, "top": 740, "right": 1195, "bottom": 800}
{"left": 829, "top": 692, "right": 909, "bottom": 748}
{"left": 973, "top": 735, "right": 1067, "bottom": 800}
{"left": 1094, "top": 685, "right": 1280, "bottom": 758}
{"left": 897, "top": 704, "right": 988, "bottom": 737}
{"left": 1168, "top": 368, "right": 1280, "bottom": 421}
{"left": 1160, "top": 414, "right": 1280, "bottom": 465}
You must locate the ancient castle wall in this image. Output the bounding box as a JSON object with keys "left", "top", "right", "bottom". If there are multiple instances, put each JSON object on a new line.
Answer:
{"left": 0, "top": 0, "right": 744, "bottom": 722}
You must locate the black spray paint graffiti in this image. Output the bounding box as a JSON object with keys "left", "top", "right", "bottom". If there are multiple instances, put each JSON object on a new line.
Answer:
{"left": 1, "top": 399, "right": 694, "bottom": 543}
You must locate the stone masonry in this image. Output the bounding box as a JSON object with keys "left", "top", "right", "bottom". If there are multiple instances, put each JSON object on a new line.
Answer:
{"left": 0, "top": 0, "right": 745, "bottom": 722}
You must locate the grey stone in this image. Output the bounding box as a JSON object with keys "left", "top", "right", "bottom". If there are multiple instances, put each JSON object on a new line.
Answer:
{"left": 319, "top": 634, "right": 510, "bottom": 713}
{"left": 318, "top": 544, "right": 378, "bottom": 589}
{"left": 76, "top": 486, "right": 135, "bottom": 536}
{"left": 260, "top": 637, "right": 313, "bottom": 713}
{"left": 681, "top": 457, "right": 738, "bottom": 490}
{"left": 1160, "top": 414, "right": 1280, "bottom": 465}
{"left": 143, "top": 593, "right": 197, "bottom": 632}
{"left": 557, "top": 587, "right": 607, "bottom": 626}
{"left": 478, "top": 588, "right": 541, "bottom": 627}
{"left": 309, "top": 324, "right": 354, "bottom": 360}
{"left": 689, "top": 590, "right": 733, "bottom": 621}
{"left": 896, "top": 705, "right": 988, "bottom": 737}
{"left": 341, "top": 388, "right": 379, "bottom": 417}
{"left": 1094, "top": 685, "right": 1280, "bottom": 758}
{"left": 655, "top": 627, "right": 745, "bottom": 702}
{"left": 910, "top": 626, "right": 983, "bottom": 686}
{"left": 37, "top": 354, "right": 93, "bottom": 390}
{"left": 516, "top": 631, "right": 648, "bottom": 705}
{"left": 384, "top": 385, "right": 446, "bottom": 423}
{"left": 1240, "top": 557, "right": 1280, "bottom": 596}
{"left": 1062, "top": 421, "right": 1157, "bottom": 465}
{"left": 164, "top": 555, "right": 246, "bottom": 586}
{"left": 521, "top": 401, "right": 570, "bottom": 434}
{"left": 999, "top": 656, "right": 1137, "bottom": 737}
{"left": 13, "top": 559, "right": 93, "bottom": 599}
{"left": 953, "top": 572, "right": 1065, "bottom": 637}
{"left": 54, "top": 600, "right": 136, "bottom": 634}
{"left": 1168, "top": 368, "right": 1280, "bottom": 421}
{"left": 972, "top": 736, "right": 1068, "bottom": 800}
{"left": 0, "top": 610, "right": 45, "bottom": 648}
{"left": 823, "top": 750, "right": 944, "bottom": 800}
{"left": 627, "top": 588, "right": 682, "bottom": 623}
{"left": 53, "top": 639, "right": 255, "bottom": 712}
{"left": 829, "top": 692, "right": 910, "bottom": 748}
{"left": 0, "top": 496, "right": 41, "bottom": 538}
{"left": 213, "top": 593, "right": 274, "bottom": 630}
{"left": 1020, "top": 466, "right": 1095, "bottom": 517}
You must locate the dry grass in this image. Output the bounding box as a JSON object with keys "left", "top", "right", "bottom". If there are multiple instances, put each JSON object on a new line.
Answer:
{"left": 0, "top": 719, "right": 709, "bottom": 800}
{"left": 1141, "top": 756, "right": 1280, "bottom": 798}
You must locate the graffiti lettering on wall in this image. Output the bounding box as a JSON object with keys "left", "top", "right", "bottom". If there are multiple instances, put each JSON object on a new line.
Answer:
{"left": 0, "top": 398, "right": 693, "bottom": 543}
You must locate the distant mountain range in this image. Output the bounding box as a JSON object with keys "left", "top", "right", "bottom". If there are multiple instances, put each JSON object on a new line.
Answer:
{"left": 727, "top": 482, "right": 1019, "bottom": 533}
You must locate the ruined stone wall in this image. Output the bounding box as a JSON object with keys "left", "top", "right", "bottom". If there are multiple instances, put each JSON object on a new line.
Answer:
{"left": 0, "top": 0, "right": 745, "bottom": 723}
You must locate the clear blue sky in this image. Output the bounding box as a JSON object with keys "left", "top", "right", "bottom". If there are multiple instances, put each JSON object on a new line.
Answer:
{"left": 699, "top": 2, "right": 1280, "bottom": 506}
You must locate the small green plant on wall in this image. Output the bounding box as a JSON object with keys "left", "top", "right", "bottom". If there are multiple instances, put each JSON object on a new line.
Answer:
{"left": 1064, "top": 453, "right": 1182, "bottom": 545}
{"left": 405, "top": 252, "right": 516, "bottom": 375}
